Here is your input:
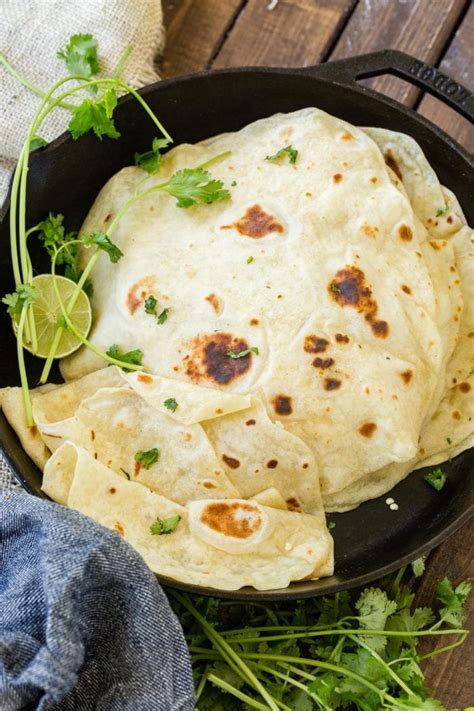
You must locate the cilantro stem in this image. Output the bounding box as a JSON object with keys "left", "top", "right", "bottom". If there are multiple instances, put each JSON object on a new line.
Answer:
{"left": 197, "top": 150, "right": 232, "bottom": 171}
{"left": 112, "top": 45, "right": 132, "bottom": 79}
{"left": 16, "top": 306, "right": 33, "bottom": 426}
{"left": 206, "top": 674, "right": 271, "bottom": 710}
{"left": 170, "top": 591, "right": 279, "bottom": 711}
{"left": 222, "top": 627, "right": 467, "bottom": 643}
{"left": 0, "top": 52, "right": 75, "bottom": 109}
{"left": 418, "top": 630, "right": 468, "bottom": 661}
{"left": 194, "top": 667, "right": 209, "bottom": 701}
{"left": 249, "top": 661, "right": 329, "bottom": 710}
{"left": 239, "top": 652, "right": 388, "bottom": 702}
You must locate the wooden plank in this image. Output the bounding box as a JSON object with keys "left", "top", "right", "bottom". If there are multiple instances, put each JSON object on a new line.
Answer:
{"left": 330, "top": 0, "right": 468, "bottom": 106}
{"left": 159, "top": 0, "right": 244, "bottom": 78}
{"left": 213, "top": 0, "right": 356, "bottom": 69}
{"left": 418, "top": 5, "right": 474, "bottom": 152}
{"left": 414, "top": 520, "right": 474, "bottom": 708}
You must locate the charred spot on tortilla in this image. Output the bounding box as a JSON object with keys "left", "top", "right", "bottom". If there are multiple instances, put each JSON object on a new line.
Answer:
{"left": 246, "top": 419, "right": 256, "bottom": 426}
{"left": 459, "top": 382, "right": 471, "bottom": 393}
{"left": 222, "top": 454, "right": 240, "bottom": 469}
{"left": 250, "top": 318, "right": 259, "bottom": 326}
{"left": 400, "top": 369, "right": 413, "bottom": 384}
{"left": 335, "top": 333, "right": 350, "bottom": 344}
{"left": 401, "top": 284, "right": 412, "bottom": 295}
{"left": 286, "top": 497, "right": 303, "bottom": 512}
{"left": 185, "top": 333, "right": 252, "bottom": 385}
{"left": 452, "top": 410, "right": 461, "bottom": 420}
{"left": 384, "top": 149, "right": 403, "bottom": 181}
{"left": 361, "top": 224, "right": 378, "bottom": 238}
{"left": 137, "top": 373, "right": 153, "bottom": 384}
{"left": 370, "top": 176, "right": 378, "bottom": 184}
{"left": 113, "top": 522, "right": 126, "bottom": 536}
{"left": 312, "top": 357, "right": 335, "bottom": 370}
{"left": 324, "top": 378, "right": 341, "bottom": 391}
{"left": 272, "top": 394, "right": 293, "bottom": 415}
{"left": 200, "top": 501, "right": 262, "bottom": 538}
{"left": 205, "top": 293, "right": 222, "bottom": 314}
{"left": 399, "top": 225, "right": 413, "bottom": 242}
{"left": 221, "top": 204, "right": 284, "bottom": 238}
{"left": 333, "top": 173, "right": 343, "bottom": 183}
{"left": 304, "top": 335, "right": 329, "bottom": 353}
{"left": 109, "top": 487, "right": 116, "bottom": 494}
{"left": 127, "top": 275, "right": 157, "bottom": 315}
{"left": 359, "top": 422, "right": 377, "bottom": 438}
{"left": 202, "top": 482, "right": 217, "bottom": 489}
{"left": 266, "top": 459, "right": 278, "bottom": 469}
{"left": 329, "top": 266, "right": 389, "bottom": 338}
{"left": 341, "top": 131, "right": 354, "bottom": 141}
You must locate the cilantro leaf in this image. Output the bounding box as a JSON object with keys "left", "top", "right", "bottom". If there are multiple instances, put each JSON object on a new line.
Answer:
{"left": 134, "top": 137, "right": 171, "bottom": 174}
{"left": 82, "top": 231, "right": 123, "bottom": 263}
{"left": 144, "top": 295, "right": 158, "bottom": 315}
{"left": 30, "top": 136, "right": 48, "bottom": 153}
{"left": 436, "top": 577, "right": 471, "bottom": 627}
{"left": 164, "top": 398, "right": 178, "bottom": 413}
{"left": 2, "top": 284, "right": 37, "bottom": 317}
{"left": 135, "top": 448, "right": 160, "bottom": 469}
{"left": 265, "top": 144, "right": 298, "bottom": 165}
{"left": 424, "top": 468, "right": 447, "bottom": 491}
{"left": 411, "top": 557, "right": 425, "bottom": 578}
{"left": 57, "top": 33, "right": 99, "bottom": 78}
{"left": 161, "top": 168, "right": 230, "bottom": 208}
{"left": 150, "top": 514, "right": 181, "bottom": 535}
{"left": 157, "top": 307, "right": 169, "bottom": 325}
{"left": 330, "top": 281, "right": 341, "bottom": 294}
{"left": 356, "top": 588, "right": 397, "bottom": 630}
{"left": 106, "top": 344, "right": 143, "bottom": 370}
{"left": 68, "top": 89, "right": 120, "bottom": 140}
{"left": 435, "top": 206, "right": 449, "bottom": 218}
{"left": 246, "top": 255, "right": 254, "bottom": 264}
{"left": 226, "top": 347, "right": 259, "bottom": 359}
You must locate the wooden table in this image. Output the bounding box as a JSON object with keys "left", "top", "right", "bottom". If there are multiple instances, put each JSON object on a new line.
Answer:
{"left": 158, "top": 1, "right": 473, "bottom": 706}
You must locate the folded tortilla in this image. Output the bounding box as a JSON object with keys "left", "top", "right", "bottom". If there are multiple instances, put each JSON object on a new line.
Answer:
{"left": 43, "top": 442, "right": 333, "bottom": 590}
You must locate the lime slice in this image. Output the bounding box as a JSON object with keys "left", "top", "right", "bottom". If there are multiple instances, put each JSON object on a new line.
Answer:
{"left": 22, "top": 274, "right": 92, "bottom": 359}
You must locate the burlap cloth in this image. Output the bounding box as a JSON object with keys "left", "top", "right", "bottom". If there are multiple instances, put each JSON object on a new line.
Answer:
{"left": 0, "top": 0, "right": 164, "bottom": 488}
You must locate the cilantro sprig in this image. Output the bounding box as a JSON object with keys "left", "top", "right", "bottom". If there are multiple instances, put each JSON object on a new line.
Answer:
{"left": 57, "top": 33, "right": 99, "bottom": 78}
{"left": 170, "top": 567, "right": 470, "bottom": 710}
{"left": 134, "top": 447, "right": 160, "bottom": 469}
{"left": 227, "top": 347, "right": 259, "bottom": 359}
{"left": 164, "top": 398, "right": 178, "bottom": 413}
{"left": 424, "top": 468, "right": 447, "bottom": 491}
{"left": 106, "top": 344, "right": 143, "bottom": 370}
{"left": 150, "top": 514, "right": 181, "bottom": 535}
{"left": 135, "top": 137, "right": 171, "bottom": 174}
{"left": 159, "top": 167, "right": 230, "bottom": 208}
{"left": 82, "top": 231, "right": 123, "bottom": 263}
{"left": 265, "top": 144, "right": 298, "bottom": 165}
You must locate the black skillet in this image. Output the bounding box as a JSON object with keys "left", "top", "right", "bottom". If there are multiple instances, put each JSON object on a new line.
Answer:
{"left": 1, "top": 50, "right": 473, "bottom": 600}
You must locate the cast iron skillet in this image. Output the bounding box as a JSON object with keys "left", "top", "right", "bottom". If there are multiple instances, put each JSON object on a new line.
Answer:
{"left": 1, "top": 50, "right": 473, "bottom": 600}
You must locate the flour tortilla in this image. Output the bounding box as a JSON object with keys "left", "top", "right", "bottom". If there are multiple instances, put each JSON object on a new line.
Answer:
{"left": 43, "top": 442, "right": 333, "bottom": 590}
{"left": 60, "top": 107, "right": 470, "bottom": 502}
{"left": 32, "top": 370, "right": 324, "bottom": 514}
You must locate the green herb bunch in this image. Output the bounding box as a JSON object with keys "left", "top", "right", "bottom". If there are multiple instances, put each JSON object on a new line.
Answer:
{"left": 170, "top": 565, "right": 470, "bottom": 711}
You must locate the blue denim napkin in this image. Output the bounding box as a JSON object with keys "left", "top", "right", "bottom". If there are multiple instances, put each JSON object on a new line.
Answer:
{"left": 0, "top": 487, "right": 195, "bottom": 710}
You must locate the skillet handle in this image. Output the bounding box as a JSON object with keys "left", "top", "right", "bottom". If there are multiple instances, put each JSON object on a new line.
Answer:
{"left": 306, "top": 50, "right": 474, "bottom": 122}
